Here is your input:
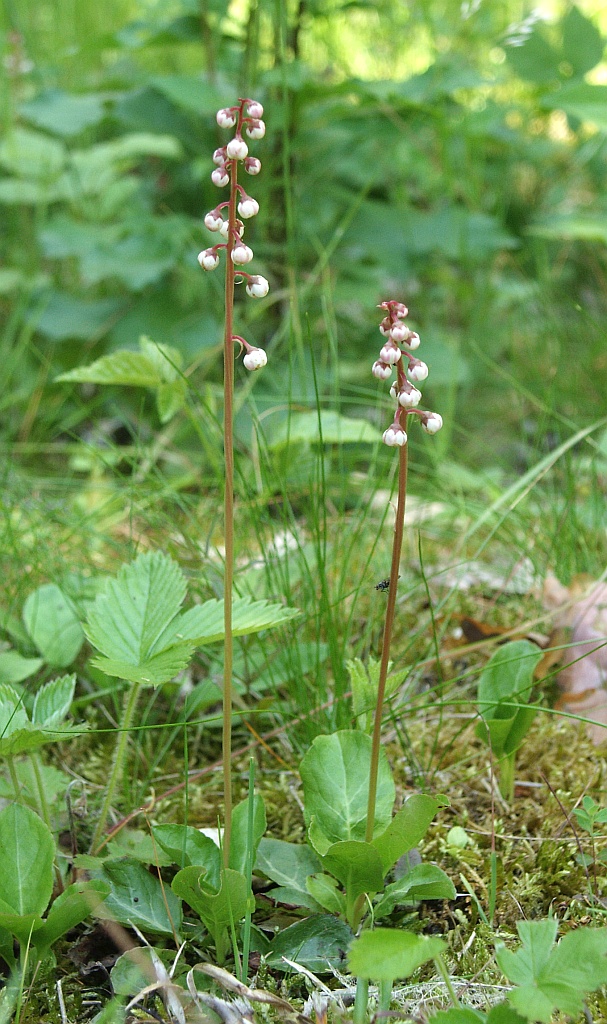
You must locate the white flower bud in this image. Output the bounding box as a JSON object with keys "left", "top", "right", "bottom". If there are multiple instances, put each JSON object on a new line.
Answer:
{"left": 246, "top": 275, "right": 270, "bottom": 298}
{"left": 244, "top": 157, "right": 261, "bottom": 175}
{"left": 198, "top": 249, "right": 220, "bottom": 271}
{"left": 217, "top": 108, "right": 237, "bottom": 129}
{"left": 247, "top": 101, "right": 264, "bottom": 119}
{"left": 389, "top": 322, "right": 409, "bottom": 343}
{"left": 382, "top": 424, "right": 408, "bottom": 447}
{"left": 226, "top": 137, "right": 248, "bottom": 160}
{"left": 246, "top": 119, "right": 266, "bottom": 140}
{"left": 393, "top": 302, "right": 409, "bottom": 317}
{"left": 408, "top": 360, "right": 428, "bottom": 382}
{"left": 204, "top": 211, "right": 223, "bottom": 232}
{"left": 238, "top": 197, "right": 259, "bottom": 219}
{"left": 243, "top": 347, "right": 268, "bottom": 370}
{"left": 379, "top": 343, "right": 401, "bottom": 365}
{"left": 406, "top": 332, "right": 420, "bottom": 350}
{"left": 212, "top": 167, "right": 229, "bottom": 187}
{"left": 398, "top": 386, "right": 422, "bottom": 408}
{"left": 422, "top": 412, "right": 443, "bottom": 434}
{"left": 231, "top": 243, "right": 254, "bottom": 265}
{"left": 212, "top": 147, "right": 227, "bottom": 165}
{"left": 372, "top": 360, "right": 392, "bottom": 380}
{"left": 389, "top": 381, "right": 398, "bottom": 398}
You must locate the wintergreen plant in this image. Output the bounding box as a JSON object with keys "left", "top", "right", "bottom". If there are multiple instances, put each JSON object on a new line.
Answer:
{"left": 197, "top": 96, "right": 269, "bottom": 867}
{"left": 475, "top": 639, "right": 543, "bottom": 802}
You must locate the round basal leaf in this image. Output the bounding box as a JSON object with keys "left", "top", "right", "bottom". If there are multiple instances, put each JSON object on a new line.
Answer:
{"left": 98, "top": 858, "right": 182, "bottom": 937}
{"left": 266, "top": 914, "right": 353, "bottom": 972}
{"left": 348, "top": 928, "right": 446, "bottom": 980}
{"left": 300, "top": 730, "right": 395, "bottom": 848}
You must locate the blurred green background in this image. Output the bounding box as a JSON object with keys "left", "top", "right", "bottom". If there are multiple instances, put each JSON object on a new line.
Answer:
{"left": 1, "top": 0, "right": 607, "bottom": 479}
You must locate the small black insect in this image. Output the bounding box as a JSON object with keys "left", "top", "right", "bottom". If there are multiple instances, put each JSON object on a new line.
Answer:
{"left": 375, "top": 575, "right": 401, "bottom": 592}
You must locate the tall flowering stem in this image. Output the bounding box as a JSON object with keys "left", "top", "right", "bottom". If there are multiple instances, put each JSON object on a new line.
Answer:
{"left": 365, "top": 301, "right": 443, "bottom": 843}
{"left": 199, "top": 97, "right": 269, "bottom": 865}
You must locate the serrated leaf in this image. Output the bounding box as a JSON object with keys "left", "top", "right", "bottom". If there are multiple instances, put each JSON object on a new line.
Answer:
{"left": 165, "top": 596, "right": 299, "bottom": 646}
{"left": 57, "top": 350, "right": 165, "bottom": 387}
{"left": 32, "top": 674, "right": 75, "bottom": 727}
{"left": 496, "top": 919, "right": 607, "bottom": 1023}
{"left": 90, "top": 642, "right": 195, "bottom": 684}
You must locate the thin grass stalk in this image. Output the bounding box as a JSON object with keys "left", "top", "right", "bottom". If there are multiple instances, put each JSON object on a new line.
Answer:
{"left": 222, "top": 154, "right": 238, "bottom": 868}
{"left": 365, "top": 442, "right": 408, "bottom": 842}
{"left": 89, "top": 681, "right": 142, "bottom": 854}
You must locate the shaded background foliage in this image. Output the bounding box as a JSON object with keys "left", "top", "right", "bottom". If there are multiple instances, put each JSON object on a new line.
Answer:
{"left": 1, "top": 0, "right": 607, "bottom": 475}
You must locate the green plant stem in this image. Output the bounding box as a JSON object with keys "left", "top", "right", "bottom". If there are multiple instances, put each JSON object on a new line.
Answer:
{"left": 222, "top": 153, "right": 238, "bottom": 868}
{"left": 241, "top": 756, "right": 256, "bottom": 983}
{"left": 434, "top": 953, "right": 461, "bottom": 1008}
{"left": 353, "top": 976, "right": 369, "bottom": 1024}
{"left": 31, "top": 753, "right": 51, "bottom": 832}
{"left": 378, "top": 979, "right": 392, "bottom": 1013}
{"left": 7, "top": 756, "right": 20, "bottom": 799}
{"left": 365, "top": 441, "right": 408, "bottom": 842}
{"left": 498, "top": 752, "right": 516, "bottom": 803}
{"left": 89, "top": 681, "right": 142, "bottom": 854}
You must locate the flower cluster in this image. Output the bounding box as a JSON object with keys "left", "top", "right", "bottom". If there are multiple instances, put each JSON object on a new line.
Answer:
{"left": 372, "top": 300, "right": 443, "bottom": 446}
{"left": 197, "top": 97, "right": 269, "bottom": 371}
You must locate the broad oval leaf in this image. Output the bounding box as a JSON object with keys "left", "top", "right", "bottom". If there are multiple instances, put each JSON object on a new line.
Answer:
{"left": 374, "top": 863, "right": 456, "bottom": 918}
{"left": 300, "top": 730, "right": 395, "bottom": 850}
{"left": 266, "top": 914, "right": 353, "bottom": 973}
{"left": 98, "top": 858, "right": 182, "bottom": 937}
{"left": 23, "top": 584, "right": 84, "bottom": 668}
{"left": 0, "top": 803, "right": 54, "bottom": 917}
{"left": 348, "top": 928, "right": 446, "bottom": 981}
{"left": 372, "top": 794, "right": 441, "bottom": 874}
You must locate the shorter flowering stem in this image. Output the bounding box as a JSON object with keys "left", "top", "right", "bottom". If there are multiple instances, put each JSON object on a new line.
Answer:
{"left": 365, "top": 442, "right": 408, "bottom": 842}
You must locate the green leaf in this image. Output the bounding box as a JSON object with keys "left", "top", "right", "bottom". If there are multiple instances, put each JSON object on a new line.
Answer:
{"left": 32, "top": 293, "right": 125, "bottom": 342}
{"left": 33, "top": 881, "right": 110, "bottom": 957}
{"left": 256, "top": 839, "right": 322, "bottom": 888}
{"left": 476, "top": 641, "right": 542, "bottom": 758}
{"left": 229, "top": 794, "right": 266, "bottom": 875}
{"left": 0, "top": 804, "right": 54, "bottom": 918}
{"left": 300, "top": 730, "right": 395, "bottom": 852}
{"left": 153, "top": 824, "right": 221, "bottom": 885}
{"left": 106, "top": 829, "right": 172, "bottom": 866}
{"left": 496, "top": 920, "right": 607, "bottom": 1023}
{"left": 429, "top": 1011, "right": 486, "bottom": 1023}
{"left": 98, "top": 858, "right": 182, "bottom": 937}
{"left": 268, "top": 411, "right": 380, "bottom": 449}
{"left": 347, "top": 657, "right": 406, "bottom": 727}
{"left": 110, "top": 946, "right": 175, "bottom": 997}
{"left": 171, "top": 596, "right": 300, "bottom": 646}
{"left": 561, "top": 7, "right": 604, "bottom": 78}
{"left": 306, "top": 874, "right": 347, "bottom": 916}
{"left": 372, "top": 794, "right": 442, "bottom": 875}
{"left": 266, "top": 915, "right": 353, "bottom": 972}
{"left": 374, "top": 864, "right": 456, "bottom": 918}
{"left": 348, "top": 928, "right": 446, "bottom": 981}
{"left": 151, "top": 75, "right": 226, "bottom": 116}
{"left": 84, "top": 551, "right": 191, "bottom": 686}
{"left": 171, "top": 867, "right": 251, "bottom": 944}
{"left": 23, "top": 584, "right": 84, "bottom": 668}
{"left": 0, "top": 127, "right": 66, "bottom": 179}
{"left": 32, "top": 674, "right": 75, "bottom": 727}
{"left": 322, "top": 841, "right": 384, "bottom": 910}
{"left": 20, "top": 90, "right": 106, "bottom": 137}
{"left": 541, "top": 83, "right": 607, "bottom": 132}
{"left": 57, "top": 350, "right": 169, "bottom": 388}
{"left": 0, "top": 651, "right": 43, "bottom": 684}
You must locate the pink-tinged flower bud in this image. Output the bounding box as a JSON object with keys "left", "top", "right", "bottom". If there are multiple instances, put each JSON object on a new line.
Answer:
{"left": 231, "top": 243, "right": 254, "bottom": 265}
{"left": 244, "top": 157, "right": 261, "bottom": 175}
{"left": 422, "top": 412, "right": 443, "bottom": 434}
{"left": 247, "top": 100, "right": 264, "bottom": 119}
{"left": 379, "top": 318, "right": 392, "bottom": 336}
{"left": 372, "top": 360, "right": 392, "bottom": 380}
{"left": 212, "top": 167, "right": 229, "bottom": 187}
{"left": 245, "top": 275, "right": 270, "bottom": 298}
{"left": 393, "top": 302, "right": 409, "bottom": 317}
{"left": 408, "top": 360, "right": 428, "bottom": 382}
{"left": 243, "top": 347, "right": 268, "bottom": 370}
{"left": 383, "top": 423, "right": 408, "bottom": 447}
{"left": 204, "top": 211, "right": 224, "bottom": 232}
{"left": 219, "top": 219, "right": 244, "bottom": 239}
{"left": 246, "top": 119, "right": 266, "bottom": 140}
{"left": 217, "top": 108, "right": 237, "bottom": 129}
{"left": 238, "top": 197, "right": 259, "bottom": 219}
{"left": 390, "top": 381, "right": 398, "bottom": 398}
{"left": 212, "top": 147, "right": 227, "bottom": 166}
{"left": 389, "top": 321, "right": 409, "bottom": 343}
{"left": 406, "top": 331, "right": 420, "bottom": 350}
{"left": 379, "top": 343, "right": 401, "bottom": 365}
{"left": 198, "top": 249, "right": 220, "bottom": 271}
{"left": 398, "top": 385, "right": 422, "bottom": 408}
{"left": 226, "top": 137, "right": 248, "bottom": 160}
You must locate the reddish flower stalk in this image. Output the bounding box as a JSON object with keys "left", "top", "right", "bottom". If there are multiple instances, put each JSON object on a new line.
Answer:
{"left": 199, "top": 97, "right": 268, "bottom": 865}
{"left": 365, "top": 301, "right": 443, "bottom": 843}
